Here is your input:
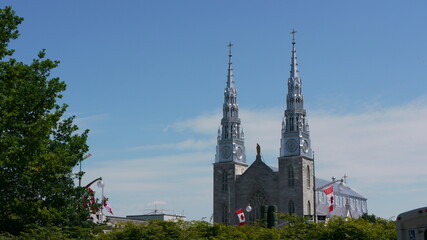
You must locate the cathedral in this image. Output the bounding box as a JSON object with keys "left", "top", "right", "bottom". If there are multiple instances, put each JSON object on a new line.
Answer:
{"left": 213, "top": 32, "right": 367, "bottom": 224}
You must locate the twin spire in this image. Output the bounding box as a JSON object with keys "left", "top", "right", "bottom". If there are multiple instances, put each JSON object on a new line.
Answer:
{"left": 219, "top": 30, "right": 305, "bottom": 160}
{"left": 227, "top": 29, "right": 300, "bottom": 87}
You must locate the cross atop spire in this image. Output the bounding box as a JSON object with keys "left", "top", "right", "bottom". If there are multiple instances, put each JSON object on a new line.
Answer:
{"left": 228, "top": 42, "right": 233, "bottom": 57}
{"left": 291, "top": 29, "right": 297, "bottom": 43}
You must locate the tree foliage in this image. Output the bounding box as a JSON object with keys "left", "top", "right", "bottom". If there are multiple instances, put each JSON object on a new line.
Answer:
{"left": 94, "top": 216, "right": 396, "bottom": 240}
{"left": 0, "top": 6, "right": 91, "bottom": 235}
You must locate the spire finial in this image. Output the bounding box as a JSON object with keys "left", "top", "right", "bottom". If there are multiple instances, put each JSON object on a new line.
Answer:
{"left": 227, "top": 42, "right": 234, "bottom": 88}
{"left": 291, "top": 29, "right": 297, "bottom": 43}
{"left": 228, "top": 42, "right": 233, "bottom": 58}
{"left": 290, "top": 29, "right": 299, "bottom": 78}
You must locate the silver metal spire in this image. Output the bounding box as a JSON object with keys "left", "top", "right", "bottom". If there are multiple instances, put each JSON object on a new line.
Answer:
{"left": 280, "top": 30, "right": 313, "bottom": 159}
{"left": 290, "top": 29, "right": 299, "bottom": 79}
{"left": 215, "top": 42, "right": 246, "bottom": 163}
{"left": 227, "top": 42, "right": 234, "bottom": 88}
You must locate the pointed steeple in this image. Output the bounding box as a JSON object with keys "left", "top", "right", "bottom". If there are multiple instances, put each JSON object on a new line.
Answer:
{"left": 215, "top": 42, "right": 246, "bottom": 164}
{"left": 286, "top": 29, "right": 303, "bottom": 111}
{"left": 280, "top": 30, "right": 313, "bottom": 159}
{"left": 227, "top": 42, "right": 235, "bottom": 88}
{"left": 221, "top": 42, "right": 240, "bottom": 140}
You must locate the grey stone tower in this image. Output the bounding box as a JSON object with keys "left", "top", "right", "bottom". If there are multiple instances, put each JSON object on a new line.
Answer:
{"left": 278, "top": 30, "right": 315, "bottom": 218}
{"left": 213, "top": 43, "right": 248, "bottom": 224}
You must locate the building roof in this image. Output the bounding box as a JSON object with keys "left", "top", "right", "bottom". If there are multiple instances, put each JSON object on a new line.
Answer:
{"left": 316, "top": 178, "right": 367, "bottom": 200}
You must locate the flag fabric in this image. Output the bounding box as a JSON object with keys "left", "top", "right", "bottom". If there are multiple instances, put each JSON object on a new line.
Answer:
{"left": 103, "top": 197, "right": 113, "bottom": 215}
{"left": 235, "top": 208, "right": 245, "bottom": 226}
{"left": 323, "top": 185, "right": 334, "bottom": 212}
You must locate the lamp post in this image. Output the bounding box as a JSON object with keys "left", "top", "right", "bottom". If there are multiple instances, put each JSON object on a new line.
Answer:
{"left": 246, "top": 204, "right": 252, "bottom": 224}
{"left": 97, "top": 179, "right": 105, "bottom": 222}
{"left": 85, "top": 177, "right": 105, "bottom": 223}
{"left": 85, "top": 177, "right": 102, "bottom": 188}
{"left": 78, "top": 153, "right": 91, "bottom": 187}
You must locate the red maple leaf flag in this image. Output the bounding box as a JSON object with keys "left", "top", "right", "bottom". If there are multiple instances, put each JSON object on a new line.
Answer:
{"left": 235, "top": 208, "right": 245, "bottom": 226}
{"left": 323, "top": 185, "right": 334, "bottom": 212}
{"left": 103, "top": 197, "right": 113, "bottom": 215}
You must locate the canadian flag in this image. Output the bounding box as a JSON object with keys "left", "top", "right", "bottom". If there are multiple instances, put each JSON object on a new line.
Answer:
{"left": 235, "top": 208, "right": 246, "bottom": 226}
{"left": 103, "top": 197, "right": 113, "bottom": 215}
{"left": 323, "top": 185, "right": 334, "bottom": 212}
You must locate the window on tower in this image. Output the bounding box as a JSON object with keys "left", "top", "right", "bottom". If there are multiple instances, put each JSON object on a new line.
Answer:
{"left": 288, "top": 200, "right": 295, "bottom": 214}
{"left": 306, "top": 165, "right": 310, "bottom": 188}
{"left": 290, "top": 118, "right": 294, "bottom": 131}
{"left": 288, "top": 166, "right": 295, "bottom": 187}
{"left": 222, "top": 204, "right": 228, "bottom": 224}
{"left": 222, "top": 171, "right": 228, "bottom": 191}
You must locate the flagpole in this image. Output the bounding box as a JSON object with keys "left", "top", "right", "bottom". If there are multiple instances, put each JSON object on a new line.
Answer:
{"left": 101, "top": 183, "right": 104, "bottom": 221}
{"left": 313, "top": 151, "right": 317, "bottom": 223}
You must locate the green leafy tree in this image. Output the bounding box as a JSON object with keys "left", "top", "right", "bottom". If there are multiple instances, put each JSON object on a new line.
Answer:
{"left": 0, "top": 6, "right": 91, "bottom": 235}
{"left": 93, "top": 216, "right": 397, "bottom": 240}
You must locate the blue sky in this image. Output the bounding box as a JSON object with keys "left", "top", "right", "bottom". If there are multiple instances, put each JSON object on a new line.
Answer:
{"left": 3, "top": 0, "right": 427, "bottom": 220}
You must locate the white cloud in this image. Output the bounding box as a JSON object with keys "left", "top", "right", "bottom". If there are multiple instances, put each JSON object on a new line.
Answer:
{"left": 311, "top": 97, "right": 427, "bottom": 185}
{"left": 165, "top": 108, "right": 283, "bottom": 158}
{"left": 166, "top": 112, "right": 221, "bottom": 134}
{"left": 83, "top": 152, "right": 213, "bottom": 218}
{"left": 130, "top": 138, "right": 216, "bottom": 151}
{"left": 149, "top": 201, "right": 166, "bottom": 206}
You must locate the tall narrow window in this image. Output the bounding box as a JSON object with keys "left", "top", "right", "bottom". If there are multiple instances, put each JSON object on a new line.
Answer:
{"left": 306, "top": 165, "right": 310, "bottom": 188}
{"left": 307, "top": 201, "right": 311, "bottom": 216}
{"left": 222, "top": 171, "right": 228, "bottom": 191}
{"left": 222, "top": 204, "right": 228, "bottom": 224}
{"left": 288, "top": 200, "right": 295, "bottom": 214}
{"left": 288, "top": 166, "right": 295, "bottom": 187}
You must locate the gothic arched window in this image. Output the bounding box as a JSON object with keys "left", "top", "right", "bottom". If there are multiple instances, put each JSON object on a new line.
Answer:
{"left": 249, "top": 190, "right": 268, "bottom": 223}
{"left": 307, "top": 201, "right": 311, "bottom": 216}
{"left": 288, "top": 200, "right": 295, "bottom": 214}
{"left": 288, "top": 166, "right": 295, "bottom": 187}
{"left": 306, "top": 165, "right": 310, "bottom": 188}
